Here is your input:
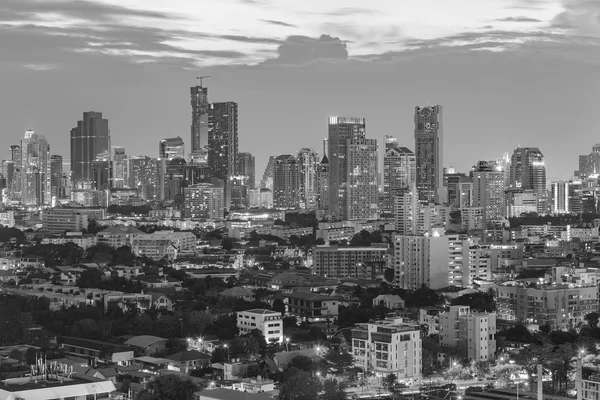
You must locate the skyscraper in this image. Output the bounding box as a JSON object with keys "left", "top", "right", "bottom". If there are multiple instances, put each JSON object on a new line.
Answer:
{"left": 70, "top": 111, "right": 110, "bottom": 187}
{"left": 328, "top": 117, "right": 378, "bottom": 220}
{"left": 383, "top": 145, "right": 416, "bottom": 214}
{"left": 159, "top": 137, "right": 185, "bottom": 160}
{"left": 551, "top": 181, "right": 570, "bottom": 214}
{"left": 20, "top": 130, "right": 51, "bottom": 206}
{"left": 414, "top": 105, "right": 443, "bottom": 204}
{"left": 190, "top": 84, "right": 209, "bottom": 161}
{"left": 261, "top": 156, "right": 276, "bottom": 190}
{"left": 208, "top": 102, "right": 238, "bottom": 208}
{"left": 111, "top": 147, "right": 128, "bottom": 189}
{"left": 297, "top": 148, "right": 319, "bottom": 210}
{"left": 129, "top": 156, "right": 160, "bottom": 200}
{"left": 273, "top": 154, "right": 300, "bottom": 209}
{"left": 509, "top": 147, "right": 547, "bottom": 213}
{"left": 9, "top": 145, "right": 21, "bottom": 200}
{"left": 471, "top": 160, "right": 506, "bottom": 227}
{"left": 237, "top": 152, "right": 256, "bottom": 190}
{"left": 317, "top": 156, "right": 329, "bottom": 212}
{"left": 50, "top": 154, "right": 63, "bottom": 200}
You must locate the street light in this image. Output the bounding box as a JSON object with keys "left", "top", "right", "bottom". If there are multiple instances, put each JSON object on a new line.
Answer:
{"left": 285, "top": 337, "right": 290, "bottom": 352}
{"left": 224, "top": 344, "right": 230, "bottom": 362}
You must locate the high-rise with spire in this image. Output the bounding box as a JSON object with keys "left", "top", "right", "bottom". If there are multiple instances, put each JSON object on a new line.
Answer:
{"left": 414, "top": 105, "right": 443, "bottom": 204}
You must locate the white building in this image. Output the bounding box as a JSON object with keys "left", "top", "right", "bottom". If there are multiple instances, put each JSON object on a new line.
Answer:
{"left": 132, "top": 230, "right": 197, "bottom": 260}
{"left": 184, "top": 183, "right": 224, "bottom": 219}
{"left": 351, "top": 317, "right": 421, "bottom": 383}
{"left": 41, "top": 232, "right": 98, "bottom": 249}
{"left": 460, "top": 207, "right": 484, "bottom": 231}
{"left": 0, "top": 375, "right": 116, "bottom": 400}
{"left": 0, "top": 211, "right": 15, "bottom": 227}
{"left": 97, "top": 225, "right": 143, "bottom": 248}
{"left": 439, "top": 305, "right": 496, "bottom": 361}
{"left": 237, "top": 308, "right": 283, "bottom": 343}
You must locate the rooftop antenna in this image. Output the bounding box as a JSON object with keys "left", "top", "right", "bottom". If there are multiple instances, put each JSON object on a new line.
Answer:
{"left": 196, "top": 76, "right": 211, "bottom": 86}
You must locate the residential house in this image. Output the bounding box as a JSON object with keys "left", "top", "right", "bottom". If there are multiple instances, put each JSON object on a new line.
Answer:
{"left": 165, "top": 350, "right": 211, "bottom": 374}
{"left": 124, "top": 335, "right": 168, "bottom": 356}
{"left": 149, "top": 292, "right": 174, "bottom": 311}
{"left": 219, "top": 287, "right": 253, "bottom": 301}
{"left": 286, "top": 292, "right": 340, "bottom": 322}
{"left": 61, "top": 336, "right": 134, "bottom": 366}
{"left": 372, "top": 294, "right": 405, "bottom": 310}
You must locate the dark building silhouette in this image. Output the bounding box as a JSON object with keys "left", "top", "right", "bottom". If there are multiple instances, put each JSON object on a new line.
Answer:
{"left": 70, "top": 112, "right": 110, "bottom": 187}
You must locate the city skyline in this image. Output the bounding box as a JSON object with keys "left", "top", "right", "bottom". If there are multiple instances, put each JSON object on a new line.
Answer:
{"left": 2, "top": 0, "right": 599, "bottom": 182}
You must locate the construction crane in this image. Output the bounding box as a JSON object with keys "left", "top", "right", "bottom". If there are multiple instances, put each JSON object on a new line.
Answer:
{"left": 196, "top": 76, "right": 210, "bottom": 86}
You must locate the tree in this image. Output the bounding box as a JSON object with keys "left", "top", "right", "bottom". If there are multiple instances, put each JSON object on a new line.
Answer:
{"left": 289, "top": 355, "right": 314, "bottom": 371}
{"left": 451, "top": 290, "right": 496, "bottom": 312}
{"left": 384, "top": 268, "right": 394, "bottom": 282}
{"left": 585, "top": 312, "right": 600, "bottom": 328}
{"left": 166, "top": 338, "right": 188, "bottom": 354}
{"left": 278, "top": 370, "right": 322, "bottom": 400}
{"left": 321, "top": 378, "right": 347, "bottom": 400}
{"left": 324, "top": 350, "right": 354, "bottom": 374}
{"left": 70, "top": 318, "right": 100, "bottom": 339}
{"left": 272, "top": 298, "right": 286, "bottom": 314}
{"left": 383, "top": 374, "right": 398, "bottom": 394}
{"left": 193, "top": 279, "right": 207, "bottom": 297}
{"left": 136, "top": 375, "right": 200, "bottom": 400}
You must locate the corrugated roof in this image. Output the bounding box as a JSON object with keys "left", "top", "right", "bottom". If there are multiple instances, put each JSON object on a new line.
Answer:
{"left": 124, "top": 335, "right": 167, "bottom": 349}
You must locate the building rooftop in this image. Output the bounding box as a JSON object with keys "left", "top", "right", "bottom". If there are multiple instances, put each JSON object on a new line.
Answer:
{"left": 240, "top": 309, "right": 280, "bottom": 316}
{"left": 195, "top": 388, "right": 273, "bottom": 400}
{"left": 165, "top": 350, "right": 211, "bottom": 363}
{"left": 124, "top": 335, "right": 167, "bottom": 348}
{"left": 99, "top": 225, "right": 143, "bottom": 235}
{"left": 286, "top": 291, "right": 340, "bottom": 301}
{"left": 0, "top": 376, "right": 116, "bottom": 398}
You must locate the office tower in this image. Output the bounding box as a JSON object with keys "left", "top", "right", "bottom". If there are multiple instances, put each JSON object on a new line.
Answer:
{"left": 393, "top": 228, "right": 449, "bottom": 290}
{"left": 273, "top": 154, "right": 300, "bottom": 209}
{"left": 50, "top": 155, "right": 63, "bottom": 200}
{"left": 70, "top": 111, "right": 110, "bottom": 188}
{"left": 190, "top": 84, "right": 209, "bottom": 161}
{"left": 184, "top": 182, "right": 224, "bottom": 219}
{"left": 551, "top": 181, "right": 570, "bottom": 214}
{"left": 509, "top": 147, "right": 547, "bottom": 213}
{"left": 297, "top": 148, "right": 319, "bottom": 210}
{"left": 383, "top": 145, "right": 416, "bottom": 213}
{"left": 20, "top": 130, "right": 51, "bottom": 206}
{"left": 414, "top": 105, "right": 443, "bottom": 204}
{"left": 129, "top": 156, "right": 160, "bottom": 200}
{"left": 328, "top": 117, "right": 378, "bottom": 220}
{"left": 111, "top": 147, "right": 128, "bottom": 189}
{"left": 394, "top": 186, "right": 419, "bottom": 235}
{"left": 317, "top": 156, "right": 329, "bottom": 212}
{"left": 184, "top": 163, "right": 211, "bottom": 186}
{"left": 579, "top": 144, "right": 600, "bottom": 179}
{"left": 159, "top": 136, "right": 185, "bottom": 160}
{"left": 208, "top": 102, "right": 238, "bottom": 208}
{"left": 261, "top": 156, "right": 276, "bottom": 190}
{"left": 162, "top": 158, "right": 186, "bottom": 201}
{"left": 471, "top": 160, "right": 506, "bottom": 227}
{"left": 237, "top": 152, "right": 256, "bottom": 190}
{"left": 384, "top": 135, "right": 399, "bottom": 151}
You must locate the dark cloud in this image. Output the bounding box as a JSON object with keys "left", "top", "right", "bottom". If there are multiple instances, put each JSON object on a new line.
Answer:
{"left": 263, "top": 35, "right": 348, "bottom": 66}
{"left": 261, "top": 19, "right": 297, "bottom": 28}
{"left": 0, "top": 0, "right": 177, "bottom": 22}
{"left": 495, "top": 16, "right": 543, "bottom": 22}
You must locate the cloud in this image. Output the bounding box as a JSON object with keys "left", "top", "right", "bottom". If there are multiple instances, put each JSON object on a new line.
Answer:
{"left": 496, "top": 16, "right": 543, "bottom": 22}
{"left": 325, "top": 7, "right": 382, "bottom": 16}
{"left": 551, "top": 0, "right": 600, "bottom": 36}
{"left": 264, "top": 34, "right": 348, "bottom": 65}
{"left": 261, "top": 19, "right": 297, "bottom": 28}
{"left": 219, "top": 34, "right": 281, "bottom": 45}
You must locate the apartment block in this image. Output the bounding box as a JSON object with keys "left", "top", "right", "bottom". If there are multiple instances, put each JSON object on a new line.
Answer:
{"left": 439, "top": 306, "right": 496, "bottom": 362}
{"left": 312, "top": 244, "right": 388, "bottom": 279}
{"left": 237, "top": 309, "right": 283, "bottom": 343}
{"left": 132, "top": 231, "right": 197, "bottom": 260}
{"left": 286, "top": 292, "right": 340, "bottom": 323}
{"left": 351, "top": 317, "right": 421, "bottom": 382}
{"left": 495, "top": 283, "right": 599, "bottom": 330}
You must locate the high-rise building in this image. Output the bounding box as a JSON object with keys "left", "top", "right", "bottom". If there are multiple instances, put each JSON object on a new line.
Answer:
{"left": 159, "top": 136, "right": 185, "bottom": 160}
{"left": 444, "top": 171, "right": 470, "bottom": 209}
{"left": 505, "top": 188, "right": 538, "bottom": 217}
{"left": 161, "top": 158, "right": 186, "bottom": 201}
{"left": 208, "top": 102, "right": 238, "bottom": 208}
{"left": 70, "top": 111, "right": 110, "bottom": 187}
{"left": 190, "top": 84, "right": 209, "bottom": 160}
{"left": 261, "top": 156, "right": 276, "bottom": 190}
{"left": 414, "top": 105, "right": 443, "bottom": 204}
{"left": 471, "top": 160, "right": 507, "bottom": 227}
{"left": 129, "top": 156, "right": 160, "bottom": 200}
{"left": 551, "top": 181, "right": 571, "bottom": 214}
{"left": 578, "top": 144, "right": 600, "bottom": 179}
{"left": 50, "top": 155, "right": 64, "bottom": 200}
{"left": 1, "top": 161, "right": 15, "bottom": 199}
{"left": 9, "top": 145, "right": 21, "bottom": 198}
{"left": 273, "top": 154, "right": 299, "bottom": 209}
{"left": 393, "top": 228, "right": 449, "bottom": 290}
{"left": 509, "top": 147, "right": 547, "bottom": 213}
{"left": 237, "top": 152, "right": 256, "bottom": 190}
{"left": 312, "top": 245, "right": 388, "bottom": 279}
{"left": 328, "top": 117, "right": 378, "bottom": 220}
{"left": 183, "top": 182, "right": 224, "bottom": 219}
{"left": 111, "top": 147, "right": 128, "bottom": 189}
{"left": 394, "top": 186, "right": 419, "bottom": 235}
{"left": 317, "top": 156, "right": 329, "bottom": 212}
{"left": 297, "top": 148, "right": 319, "bottom": 210}
{"left": 20, "top": 130, "right": 51, "bottom": 206}
{"left": 91, "top": 150, "right": 111, "bottom": 190}
{"left": 384, "top": 135, "right": 399, "bottom": 151}
{"left": 383, "top": 145, "right": 416, "bottom": 213}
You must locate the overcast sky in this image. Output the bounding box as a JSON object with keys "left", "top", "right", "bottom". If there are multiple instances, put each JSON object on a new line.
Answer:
{"left": 1, "top": 0, "right": 599, "bottom": 181}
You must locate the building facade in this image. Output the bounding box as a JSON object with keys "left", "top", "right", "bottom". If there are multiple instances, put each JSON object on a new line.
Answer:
{"left": 70, "top": 111, "right": 110, "bottom": 187}
{"left": 237, "top": 152, "right": 256, "bottom": 190}
{"left": 297, "top": 148, "right": 319, "bottom": 210}
{"left": 237, "top": 309, "right": 283, "bottom": 343}
{"left": 273, "top": 154, "right": 300, "bottom": 209}
{"left": 190, "top": 84, "right": 210, "bottom": 160}
{"left": 159, "top": 136, "right": 185, "bottom": 160}
{"left": 183, "top": 182, "right": 225, "bottom": 219}
{"left": 471, "top": 161, "right": 506, "bottom": 226}
{"left": 439, "top": 305, "right": 496, "bottom": 362}
{"left": 312, "top": 245, "right": 388, "bottom": 279}
{"left": 384, "top": 146, "right": 416, "bottom": 214}
{"left": 414, "top": 105, "right": 443, "bottom": 204}
{"left": 208, "top": 101, "right": 238, "bottom": 208}
{"left": 20, "top": 130, "right": 51, "bottom": 206}
{"left": 509, "top": 147, "right": 547, "bottom": 214}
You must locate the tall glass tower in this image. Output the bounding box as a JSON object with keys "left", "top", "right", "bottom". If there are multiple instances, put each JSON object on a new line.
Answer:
{"left": 70, "top": 111, "right": 110, "bottom": 188}
{"left": 414, "top": 105, "right": 443, "bottom": 204}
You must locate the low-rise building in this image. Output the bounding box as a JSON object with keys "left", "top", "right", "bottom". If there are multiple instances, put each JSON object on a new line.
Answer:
{"left": 165, "top": 350, "right": 211, "bottom": 374}
{"left": 62, "top": 336, "right": 134, "bottom": 366}
{"left": 495, "top": 282, "right": 599, "bottom": 330}
{"left": 124, "top": 335, "right": 168, "bottom": 356}
{"left": 351, "top": 317, "right": 421, "bottom": 383}
{"left": 237, "top": 309, "right": 283, "bottom": 343}
{"left": 42, "top": 208, "right": 105, "bottom": 233}
{"left": 40, "top": 231, "right": 98, "bottom": 249}
{"left": 439, "top": 305, "right": 496, "bottom": 362}
{"left": 0, "top": 375, "right": 116, "bottom": 400}
{"left": 97, "top": 225, "right": 144, "bottom": 248}
{"left": 132, "top": 230, "right": 197, "bottom": 260}
{"left": 373, "top": 294, "right": 405, "bottom": 310}
{"left": 312, "top": 244, "right": 388, "bottom": 279}
{"left": 103, "top": 293, "right": 152, "bottom": 312}
{"left": 286, "top": 292, "right": 340, "bottom": 323}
